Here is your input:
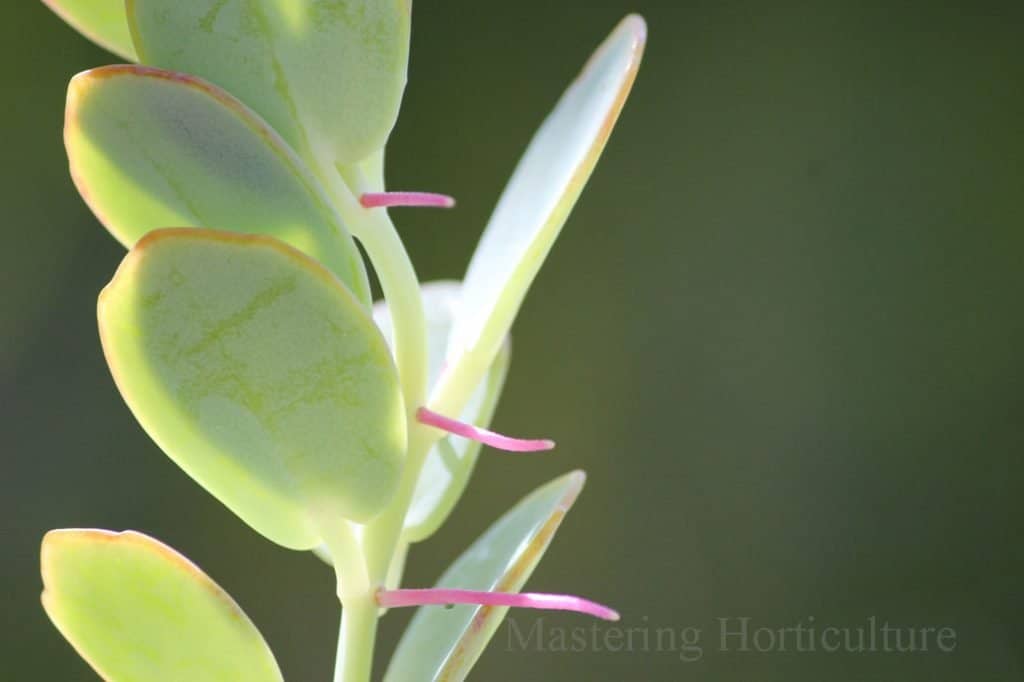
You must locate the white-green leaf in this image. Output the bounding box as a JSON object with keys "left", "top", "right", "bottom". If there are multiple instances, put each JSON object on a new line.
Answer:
{"left": 98, "top": 229, "right": 406, "bottom": 550}
{"left": 66, "top": 65, "right": 370, "bottom": 306}
{"left": 42, "top": 529, "right": 282, "bottom": 682}
{"left": 385, "top": 471, "right": 586, "bottom": 681}
{"left": 126, "top": 0, "right": 411, "bottom": 166}
{"left": 373, "top": 282, "right": 462, "bottom": 394}
{"left": 371, "top": 282, "right": 511, "bottom": 542}
{"left": 41, "top": 0, "right": 137, "bottom": 61}
{"left": 437, "top": 16, "right": 646, "bottom": 416}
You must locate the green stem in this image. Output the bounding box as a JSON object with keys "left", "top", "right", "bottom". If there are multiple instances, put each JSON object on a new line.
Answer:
{"left": 319, "top": 516, "right": 367, "bottom": 595}
{"left": 316, "top": 154, "right": 428, "bottom": 413}
{"left": 313, "top": 148, "right": 504, "bottom": 665}
{"left": 311, "top": 152, "right": 430, "bottom": 678}
{"left": 320, "top": 516, "right": 376, "bottom": 682}
{"left": 333, "top": 593, "right": 379, "bottom": 682}
{"left": 362, "top": 341, "right": 504, "bottom": 582}
{"left": 362, "top": 424, "right": 437, "bottom": 582}
{"left": 362, "top": 335, "right": 508, "bottom": 578}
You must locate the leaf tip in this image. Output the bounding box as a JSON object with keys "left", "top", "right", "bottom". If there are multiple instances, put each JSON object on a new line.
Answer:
{"left": 560, "top": 469, "right": 587, "bottom": 509}
{"left": 622, "top": 14, "right": 648, "bottom": 46}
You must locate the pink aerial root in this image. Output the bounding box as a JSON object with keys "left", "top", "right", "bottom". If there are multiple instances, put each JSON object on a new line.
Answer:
{"left": 416, "top": 407, "right": 555, "bottom": 452}
{"left": 377, "top": 588, "right": 620, "bottom": 621}
{"left": 360, "top": 192, "right": 456, "bottom": 209}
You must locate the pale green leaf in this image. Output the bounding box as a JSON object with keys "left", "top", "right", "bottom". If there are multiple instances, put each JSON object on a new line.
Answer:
{"left": 437, "top": 16, "right": 646, "bottom": 415}
{"left": 372, "top": 281, "right": 461, "bottom": 393}
{"left": 98, "top": 229, "right": 405, "bottom": 549}
{"left": 41, "top": 0, "right": 137, "bottom": 61}
{"left": 66, "top": 65, "right": 370, "bottom": 306}
{"left": 371, "top": 281, "right": 511, "bottom": 542}
{"left": 41, "top": 529, "right": 281, "bottom": 682}
{"left": 126, "top": 0, "right": 411, "bottom": 166}
{"left": 385, "top": 471, "right": 586, "bottom": 682}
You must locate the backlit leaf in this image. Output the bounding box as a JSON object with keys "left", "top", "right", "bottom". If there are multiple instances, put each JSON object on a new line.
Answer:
{"left": 42, "top": 529, "right": 282, "bottom": 682}
{"left": 41, "top": 0, "right": 136, "bottom": 61}
{"left": 127, "top": 0, "right": 411, "bottom": 166}
{"left": 385, "top": 471, "right": 586, "bottom": 681}
{"left": 98, "top": 229, "right": 405, "bottom": 549}
{"left": 437, "top": 16, "right": 646, "bottom": 416}
{"left": 66, "top": 65, "right": 370, "bottom": 305}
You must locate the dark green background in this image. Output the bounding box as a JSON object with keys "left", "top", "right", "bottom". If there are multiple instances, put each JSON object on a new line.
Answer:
{"left": 3, "top": 1, "right": 1022, "bottom": 680}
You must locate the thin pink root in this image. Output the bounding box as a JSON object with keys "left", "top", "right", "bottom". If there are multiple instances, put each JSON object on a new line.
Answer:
{"left": 416, "top": 407, "right": 554, "bottom": 452}
{"left": 377, "top": 588, "right": 620, "bottom": 621}
{"left": 360, "top": 192, "right": 455, "bottom": 209}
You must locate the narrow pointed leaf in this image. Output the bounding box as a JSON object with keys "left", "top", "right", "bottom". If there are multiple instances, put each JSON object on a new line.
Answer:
{"left": 98, "top": 229, "right": 405, "bottom": 549}
{"left": 439, "top": 16, "right": 646, "bottom": 413}
{"left": 41, "top": 0, "right": 137, "bottom": 61}
{"left": 385, "top": 471, "right": 586, "bottom": 681}
{"left": 41, "top": 529, "right": 282, "bottom": 682}
{"left": 127, "top": 0, "right": 411, "bottom": 165}
{"left": 66, "top": 65, "right": 370, "bottom": 306}
{"left": 372, "top": 282, "right": 511, "bottom": 542}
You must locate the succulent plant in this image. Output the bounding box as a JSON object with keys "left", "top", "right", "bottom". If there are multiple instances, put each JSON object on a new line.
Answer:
{"left": 38, "top": 2, "right": 645, "bottom": 679}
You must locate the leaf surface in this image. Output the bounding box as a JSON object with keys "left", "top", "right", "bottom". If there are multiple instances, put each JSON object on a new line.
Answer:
{"left": 385, "top": 471, "right": 586, "bottom": 681}
{"left": 438, "top": 16, "right": 646, "bottom": 413}
{"left": 42, "top": 0, "right": 137, "bottom": 60}
{"left": 127, "top": 0, "right": 411, "bottom": 165}
{"left": 99, "top": 229, "right": 405, "bottom": 549}
{"left": 67, "top": 65, "right": 370, "bottom": 305}
{"left": 42, "top": 529, "right": 282, "bottom": 682}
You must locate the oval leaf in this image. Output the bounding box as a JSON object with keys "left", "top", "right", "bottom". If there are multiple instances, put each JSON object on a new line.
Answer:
{"left": 385, "top": 471, "right": 586, "bottom": 681}
{"left": 42, "top": 0, "right": 137, "bottom": 61}
{"left": 98, "top": 229, "right": 405, "bottom": 549}
{"left": 41, "top": 529, "right": 282, "bottom": 682}
{"left": 66, "top": 65, "right": 370, "bottom": 306}
{"left": 127, "top": 0, "right": 411, "bottom": 165}
{"left": 372, "top": 282, "right": 511, "bottom": 542}
{"left": 439, "top": 16, "right": 646, "bottom": 413}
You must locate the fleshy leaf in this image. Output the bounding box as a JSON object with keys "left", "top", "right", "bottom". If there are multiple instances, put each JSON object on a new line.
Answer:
{"left": 372, "top": 282, "right": 510, "bottom": 542}
{"left": 41, "top": 529, "right": 282, "bottom": 682}
{"left": 41, "top": 0, "right": 137, "bottom": 61}
{"left": 66, "top": 65, "right": 370, "bottom": 306}
{"left": 126, "top": 0, "right": 411, "bottom": 166}
{"left": 438, "top": 16, "right": 646, "bottom": 413}
{"left": 98, "top": 229, "right": 405, "bottom": 549}
{"left": 385, "top": 471, "right": 586, "bottom": 681}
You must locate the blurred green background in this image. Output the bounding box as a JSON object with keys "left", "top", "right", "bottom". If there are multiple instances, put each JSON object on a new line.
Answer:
{"left": 3, "top": 1, "right": 1022, "bottom": 680}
